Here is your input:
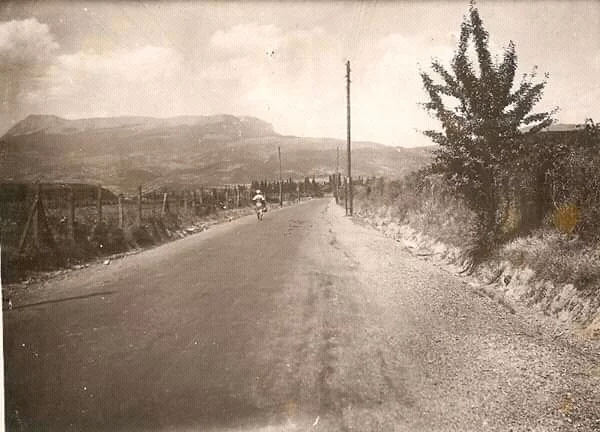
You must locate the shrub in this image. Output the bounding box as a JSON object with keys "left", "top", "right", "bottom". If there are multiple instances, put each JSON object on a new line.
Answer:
{"left": 553, "top": 205, "right": 579, "bottom": 234}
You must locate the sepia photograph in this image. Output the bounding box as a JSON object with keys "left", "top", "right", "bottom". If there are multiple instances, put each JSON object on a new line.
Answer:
{"left": 1, "top": 1, "right": 599, "bottom": 430}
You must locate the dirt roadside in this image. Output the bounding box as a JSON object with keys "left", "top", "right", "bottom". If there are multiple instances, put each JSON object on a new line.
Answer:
{"left": 353, "top": 208, "right": 600, "bottom": 339}
{"left": 307, "top": 200, "right": 600, "bottom": 431}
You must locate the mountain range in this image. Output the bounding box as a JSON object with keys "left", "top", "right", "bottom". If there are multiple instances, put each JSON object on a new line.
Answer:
{"left": 0, "top": 114, "right": 433, "bottom": 194}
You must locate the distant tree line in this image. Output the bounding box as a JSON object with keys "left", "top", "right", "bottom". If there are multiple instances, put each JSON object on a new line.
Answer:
{"left": 250, "top": 177, "right": 325, "bottom": 199}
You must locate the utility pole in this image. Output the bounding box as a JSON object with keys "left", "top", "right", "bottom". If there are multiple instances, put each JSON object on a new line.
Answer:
{"left": 278, "top": 146, "right": 283, "bottom": 207}
{"left": 137, "top": 185, "right": 143, "bottom": 226}
{"left": 335, "top": 145, "right": 340, "bottom": 204}
{"left": 346, "top": 60, "right": 353, "bottom": 216}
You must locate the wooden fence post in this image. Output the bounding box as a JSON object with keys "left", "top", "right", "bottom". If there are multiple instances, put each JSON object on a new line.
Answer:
{"left": 236, "top": 186, "right": 240, "bottom": 208}
{"left": 68, "top": 186, "right": 76, "bottom": 242}
{"left": 16, "top": 183, "right": 56, "bottom": 254}
{"left": 344, "top": 177, "right": 349, "bottom": 215}
{"left": 137, "top": 185, "right": 142, "bottom": 226}
{"left": 161, "top": 192, "right": 169, "bottom": 216}
{"left": 37, "top": 185, "right": 54, "bottom": 249}
{"left": 17, "top": 194, "right": 39, "bottom": 254}
{"left": 183, "top": 189, "right": 188, "bottom": 214}
{"left": 118, "top": 194, "right": 124, "bottom": 229}
{"left": 191, "top": 190, "right": 197, "bottom": 215}
{"left": 32, "top": 183, "right": 41, "bottom": 247}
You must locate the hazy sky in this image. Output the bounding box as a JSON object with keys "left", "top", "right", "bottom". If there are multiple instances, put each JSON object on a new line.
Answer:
{"left": 1, "top": 1, "right": 598, "bottom": 147}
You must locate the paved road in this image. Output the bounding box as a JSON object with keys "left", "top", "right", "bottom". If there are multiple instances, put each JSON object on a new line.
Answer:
{"left": 3, "top": 199, "right": 599, "bottom": 431}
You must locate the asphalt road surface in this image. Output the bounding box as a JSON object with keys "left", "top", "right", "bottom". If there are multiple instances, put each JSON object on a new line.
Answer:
{"left": 3, "top": 199, "right": 600, "bottom": 431}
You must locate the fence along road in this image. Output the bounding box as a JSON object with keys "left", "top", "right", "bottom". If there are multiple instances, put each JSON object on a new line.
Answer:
{"left": 3, "top": 199, "right": 599, "bottom": 431}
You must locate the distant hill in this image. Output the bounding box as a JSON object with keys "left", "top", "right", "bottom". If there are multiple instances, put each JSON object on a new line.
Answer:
{"left": 0, "top": 114, "right": 434, "bottom": 194}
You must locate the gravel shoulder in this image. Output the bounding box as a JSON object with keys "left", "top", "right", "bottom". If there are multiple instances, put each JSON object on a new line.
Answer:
{"left": 307, "top": 200, "right": 600, "bottom": 431}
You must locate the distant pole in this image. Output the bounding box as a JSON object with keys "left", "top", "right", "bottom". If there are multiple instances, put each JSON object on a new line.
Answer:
{"left": 68, "top": 187, "right": 76, "bottom": 242}
{"left": 346, "top": 60, "right": 353, "bottom": 216}
{"left": 137, "top": 185, "right": 142, "bottom": 226}
{"left": 118, "top": 194, "right": 124, "bottom": 229}
{"left": 335, "top": 145, "right": 340, "bottom": 204}
{"left": 278, "top": 146, "right": 283, "bottom": 207}
{"left": 33, "top": 183, "right": 41, "bottom": 247}
{"left": 161, "top": 192, "right": 169, "bottom": 216}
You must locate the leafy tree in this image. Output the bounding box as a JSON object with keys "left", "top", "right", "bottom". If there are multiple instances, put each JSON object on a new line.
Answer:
{"left": 420, "top": 2, "right": 555, "bottom": 257}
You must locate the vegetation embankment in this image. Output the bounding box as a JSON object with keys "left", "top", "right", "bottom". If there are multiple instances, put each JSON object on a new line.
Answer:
{"left": 354, "top": 3, "right": 600, "bottom": 332}
{"left": 354, "top": 169, "right": 600, "bottom": 332}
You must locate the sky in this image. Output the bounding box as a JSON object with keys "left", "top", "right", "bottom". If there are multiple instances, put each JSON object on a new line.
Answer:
{"left": 0, "top": 1, "right": 599, "bottom": 147}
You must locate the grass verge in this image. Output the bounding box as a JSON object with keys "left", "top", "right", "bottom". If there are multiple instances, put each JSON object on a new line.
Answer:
{"left": 353, "top": 178, "right": 600, "bottom": 332}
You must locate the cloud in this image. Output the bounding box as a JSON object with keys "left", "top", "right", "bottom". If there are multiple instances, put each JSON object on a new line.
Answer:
{"left": 0, "top": 18, "right": 60, "bottom": 130}
{"left": 206, "top": 23, "right": 329, "bottom": 80}
{"left": 0, "top": 18, "right": 455, "bottom": 146}
{"left": 0, "top": 18, "right": 59, "bottom": 75}
{"left": 210, "top": 22, "right": 325, "bottom": 55}
{"left": 202, "top": 24, "right": 456, "bottom": 145}
{"left": 54, "top": 45, "right": 182, "bottom": 84}
{"left": 348, "top": 33, "right": 455, "bottom": 146}
{"left": 0, "top": 17, "right": 190, "bottom": 128}
{"left": 45, "top": 45, "right": 185, "bottom": 118}
{"left": 204, "top": 23, "right": 343, "bottom": 137}
{"left": 210, "top": 23, "right": 285, "bottom": 55}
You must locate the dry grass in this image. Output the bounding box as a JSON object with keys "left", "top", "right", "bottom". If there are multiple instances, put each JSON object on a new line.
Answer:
{"left": 499, "top": 230, "right": 600, "bottom": 293}
{"left": 553, "top": 205, "right": 580, "bottom": 234}
{"left": 354, "top": 178, "right": 476, "bottom": 249}
{"left": 355, "top": 177, "right": 600, "bottom": 295}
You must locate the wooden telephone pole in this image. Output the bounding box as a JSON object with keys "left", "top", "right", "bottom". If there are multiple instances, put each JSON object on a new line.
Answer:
{"left": 278, "top": 146, "right": 283, "bottom": 207}
{"left": 335, "top": 145, "right": 340, "bottom": 204}
{"left": 346, "top": 60, "right": 353, "bottom": 216}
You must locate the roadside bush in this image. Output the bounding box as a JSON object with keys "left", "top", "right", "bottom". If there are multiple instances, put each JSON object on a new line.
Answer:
{"left": 126, "top": 225, "right": 155, "bottom": 248}
{"left": 89, "top": 222, "right": 127, "bottom": 255}
{"left": 355, "top": 172, "right": 600, "bottom": 293}
{"left": 553, "top": 205, "right": 579, "bottom": 234}
{"left": 356, "top": 170, "right": 476, "bottom": 249}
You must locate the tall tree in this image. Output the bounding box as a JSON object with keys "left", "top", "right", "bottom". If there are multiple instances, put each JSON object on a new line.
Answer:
{"left": 420, "top": 2, "right": 555, "bottom": 257}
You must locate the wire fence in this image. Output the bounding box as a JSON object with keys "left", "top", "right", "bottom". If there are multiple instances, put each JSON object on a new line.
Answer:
{"left": 0, "top": 182, "right": 309, "bottom": 281}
